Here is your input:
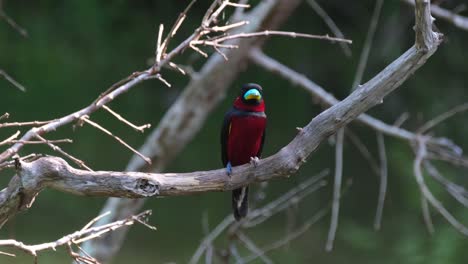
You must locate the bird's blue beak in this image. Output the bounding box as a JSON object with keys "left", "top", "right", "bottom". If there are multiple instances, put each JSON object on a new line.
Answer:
{"left": 243, "top": 89, "right": 262, "bottom": 101}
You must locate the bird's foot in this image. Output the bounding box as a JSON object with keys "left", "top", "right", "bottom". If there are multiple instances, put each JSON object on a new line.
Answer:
{"left": 226, "top": 162, "right": 232, "bottom": 176}
{"left": 250, "top": 156, "right": 260, "bottom": 167}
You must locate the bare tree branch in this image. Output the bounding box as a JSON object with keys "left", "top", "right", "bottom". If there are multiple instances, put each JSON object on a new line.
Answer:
{"left": 239, "top": 207, "right": 329, "bottom": 264}
{"left": 0, "top": 113, "right": 9, "bottom": 121}
{"left": 351, "top": 0, "right": 384, "bottom": 90}
{"left": 424, "top": 161, "right": 468, "bottom": 208}
{"left": 0, "top": 69, "right": 26, "bottom": 92}
{"left": 102, "top": 105, "right": 151, "bottom": 133}
{"left": 0, "top": 210, "right": 154, "bottom": 262}
{"left": 0, "top": 0, "right": 28, "bottom": 37}
{"left": 306, "top": 0, "right": 351, "bottom": 57}
{"left": 418, "top": 102, "right": 468, "bottom": 134}
{"left": 402, "top": 0, "right": 468, "bottom": 31}
{"left": 325, "top": 128, "right": 344, "bottom": 251}
{"left": 413, "top": 136, "right": 468, "bottom": 236}
{"left": 79, "top": 116, "right": 151, "bottom": 165}
{"left": 374, "top": 132, "right": 388, "bottom": 231}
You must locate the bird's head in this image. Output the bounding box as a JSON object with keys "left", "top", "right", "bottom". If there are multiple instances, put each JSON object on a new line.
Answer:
{"left": 240, "top": 83, "right": 263, "bottom": 105}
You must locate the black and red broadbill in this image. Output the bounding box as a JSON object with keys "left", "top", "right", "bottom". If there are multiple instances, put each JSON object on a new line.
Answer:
{"left": 221, "top": 83, "right": 267, "bottom": 221}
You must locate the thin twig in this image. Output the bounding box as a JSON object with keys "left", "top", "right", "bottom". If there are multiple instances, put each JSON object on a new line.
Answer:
{"left": 413, "top": 136, "right": 468, "bottom": 236}
{"left": 402, "top": 0, "right": 468, "bottom": 31}
{"left": 0, "top": 0, "right": 28, "bottom": 37}
{"left": 421, "top": 195, "right": 435, "bottom": 234}
{"left": 80, "top": 116, "right": 151, "bottom": 165}
{"left": 0, "top": 119, "right": 53, "bottom": 128}
{"left": 236, "top": 232, "right": 273, "bottom": 264}
{"left": 159, "top": 0, "right": 197, "bottom": 59}
{"left": 351, "top": 0, "right": 384, "bottom": 90}
{"left": 35, "top": 134, "right": 92, "bottom": 171}
{"left": 244, "top": 170, "right": 329, "bottom": 228}
{"left": 0, "top": 250, "right": 15, "bottom": 257}
{"left": 0, "top": 210, "right": 154, "bottom": 260}
{"left": 393, "top": 112, "right": 410, "bottom": 127}
{"left": 306, "top": 0, "right": 351, "bottom": 57}
{"left": 325, "top": 128, "right": 344, "bottom": 251}
{"left": 211, "top": 20, "right": 249, "bottom": 32}
{"left": 0, "top": 112, "right": 9, "bottom": 121}
{"left": 346, "top": 129, "right": 380, "bottom": 176}
{"left": 424, "top": 161, "right": 468, "bottom": 208}
{"left": 233, "top": 0, "right": 250, "bottom": 18}
{"left": 155, "top": 24, "right": 165, "bottom": 63}
{"left": 0, "top": 69, "right": 26, "bottom": 92}
{"left": 1, "top": 139, "right": 72, "bottom": 145}
{"left": 102, "top": 105, "right": 151, "bottom": 133}
{"left": 240, "top": 207, "right": 329, "bottom": 264}
{"left": 81, "top": 211, "right": 111, "bottom": 231}
{"left": 374, "top": 132, "right": 387, "bottom": 231}
{"left": 418, "top": 102, "right": 468, "bottom": 134}
{"left": 192, "top": 30, "right": 352, "bottom": 47}
{"left": 0, "top": 130, "right": 20, "bottom": 146}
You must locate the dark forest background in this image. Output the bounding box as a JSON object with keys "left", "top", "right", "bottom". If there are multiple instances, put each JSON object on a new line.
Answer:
{"left": 1, "top": 0, "right": 468, "bottom": 263}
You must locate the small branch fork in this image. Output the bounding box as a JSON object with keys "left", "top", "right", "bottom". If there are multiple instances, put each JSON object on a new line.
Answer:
{"left": 0, "top": 210, "right": 155, "bottom": 263}
{"left": 413, "top": 136, "right": 468, "bottom": 236}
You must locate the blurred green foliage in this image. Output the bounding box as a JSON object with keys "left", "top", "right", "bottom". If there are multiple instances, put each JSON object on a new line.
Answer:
{"left": 1, "top": 0, "right": 468, "bottom": 263}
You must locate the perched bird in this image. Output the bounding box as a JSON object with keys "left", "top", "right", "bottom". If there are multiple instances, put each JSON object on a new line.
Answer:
{"left": 221, "top": 83, "right": 267, "bottom": 221}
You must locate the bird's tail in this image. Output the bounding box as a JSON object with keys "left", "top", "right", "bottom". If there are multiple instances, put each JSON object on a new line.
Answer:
{"left": 232, "top": 186, "right": 249, "bottom": 221}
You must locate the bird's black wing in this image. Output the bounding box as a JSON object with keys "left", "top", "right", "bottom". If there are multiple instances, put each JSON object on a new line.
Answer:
{"left": 221, "top": 108, "right": 234, "bottom": 167}
{"left": 256, "top": 123, "right": 266, "bottom": 158}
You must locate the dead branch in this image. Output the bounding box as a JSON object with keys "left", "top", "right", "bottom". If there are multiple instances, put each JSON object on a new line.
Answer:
{"left": 80, "top": 116, "right": 151, "bottom": 165}
{"left": 0, "top": 210, "right": 154, "bottom": 262}
{"left": 0, "top": 0, "right": 28, "bottom": 37}
{"left": 102, "top": 105, "right": 151, "bottom": 133}
{"left": 0, "top": 120, "right": 53, "bottom": 128}
{"left": 0, "top": 69, "right": 26, "bottom": 92}
{"left": 413, "top": 136, "right": 468, "bottom": 236}
{"left": 418, "top": 102, "right": 468, "bottom": 134}
{"left": 239, "top": 207, "right": 329, "bottom": 264}
{"left": 351, "top": 0, "right": 384, "bottom": 90}
{"left": 190, "top": 30, "right": 352, "bottom": 48}
{"left": 374, "top": 132, "right": 388, "bottom": 231}
{"left": 0, "top": 113, "right": 9, "bottom": 121}
{"left": 35, "top": 134, "right": 92, "bottom": 171}
{"left": 306, "top": 0, "right": 351, "bottom": 57}
{"left": 325, "top": 128, "right": 344, "bottom": 251}
{"left": 424, "top": 161, "right": 468, "bottom": 207}
{"left": 402, "top": 0, "right": 468, "bottom": 31}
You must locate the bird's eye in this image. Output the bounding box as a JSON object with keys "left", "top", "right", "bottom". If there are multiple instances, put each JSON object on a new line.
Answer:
{"left": 243, "top": 89, "right": 262, "bottom": 101}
